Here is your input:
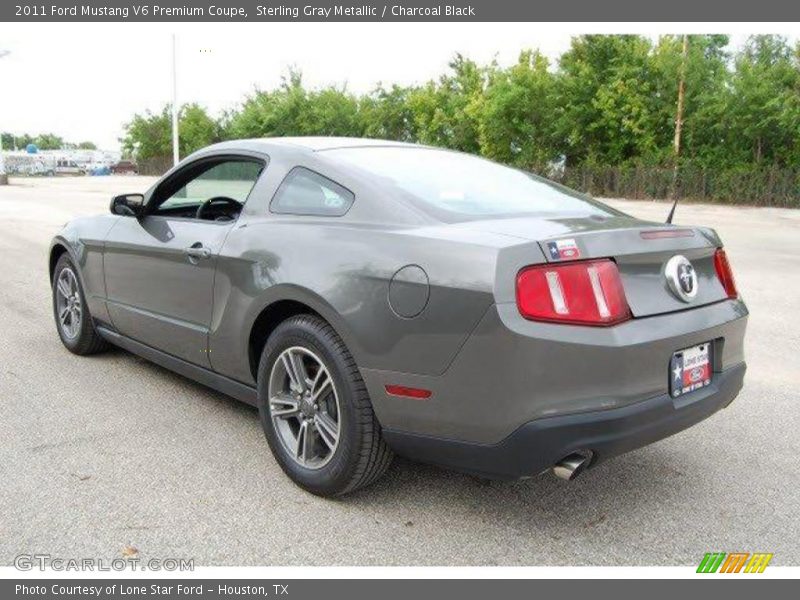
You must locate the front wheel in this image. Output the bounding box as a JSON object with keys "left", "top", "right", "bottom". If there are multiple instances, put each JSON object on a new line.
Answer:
{"left": 257, "top": 315, "right": 393, "bottom": 496}
{"left": 52, "top": 254, "right": 108, "bottom": 355}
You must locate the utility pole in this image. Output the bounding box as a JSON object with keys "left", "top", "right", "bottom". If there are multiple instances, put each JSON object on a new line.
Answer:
{"left": 669, "top": 34, "right": 689, "bottom": 200}
{"left": 0, "top": 49, "right": 10, "bottom": 185}
{"left": 171, "top": 34, "right": 180, "bottom": 167}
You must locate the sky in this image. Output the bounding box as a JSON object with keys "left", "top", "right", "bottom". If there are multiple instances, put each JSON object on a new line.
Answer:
{"left": 0, "top": 23, "right": 797, "bottom": 151}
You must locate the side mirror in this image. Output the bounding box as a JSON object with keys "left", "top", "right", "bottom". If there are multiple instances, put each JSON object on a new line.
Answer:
{"left": 110, "top": 193, "right": 145, "bottom": 217}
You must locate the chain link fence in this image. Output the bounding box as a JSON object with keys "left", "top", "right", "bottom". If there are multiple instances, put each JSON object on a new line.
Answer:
{"left": 137, "top": 156, "right": 174, "bottom": 176}
{"left": 557, "top": 165, "right": 800, "bottom": 208}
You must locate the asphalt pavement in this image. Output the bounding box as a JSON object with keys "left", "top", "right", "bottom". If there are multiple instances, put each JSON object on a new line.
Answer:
{"left": 0, "top": 176, "right": 798, "bottom": 566}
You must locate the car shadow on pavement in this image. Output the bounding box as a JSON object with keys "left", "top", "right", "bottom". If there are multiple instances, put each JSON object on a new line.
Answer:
{"left": 343, "top": 442, "right": 703, "bottom": 538}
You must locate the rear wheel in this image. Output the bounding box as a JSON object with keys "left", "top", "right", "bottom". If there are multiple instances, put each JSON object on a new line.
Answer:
{"left": 52, "top": 254, "right": 108, "bottom": 355}
{"left": 257, "top": 314, "right": 392, "bottom": 496}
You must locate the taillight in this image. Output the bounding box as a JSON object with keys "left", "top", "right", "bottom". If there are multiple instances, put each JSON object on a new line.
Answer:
{"left": 516, "top": 259, "right": 631, "bottom": 326}
{"left": 714, "top": 248, "right": 738, "bottom": 299}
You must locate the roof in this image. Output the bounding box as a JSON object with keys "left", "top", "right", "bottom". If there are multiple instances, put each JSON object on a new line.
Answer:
{"left": 208, "top": 136, "right": 423, "bottom": 154}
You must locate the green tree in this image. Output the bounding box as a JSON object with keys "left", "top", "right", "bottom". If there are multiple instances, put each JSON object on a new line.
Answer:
{"left": 650, "top": 35, "right": 731, "bottom": 165}
{"left": 478, "top": 50, "right": 557, "bottom": 169}
{"left": 724, "top": 35, "right": 800, "bottom": 166}
{"left": 179, "top": 104, "right": 221, "bottom": 155}
{"left": 2, "top": 133, "right": 97, "bottom": 151}
{"left": 407, "top": 54, "right": 486, "bottom": 152}
{"left": 0, "top": 132, "right": 19, "bottom": 149}
{"left": 304, "top": 87, "right": 362, "bottom": 136}
{"left": 554, "top": 35, "right": 656, "bottom": 165}
{"left": 32, "top": 133, "right": 65, "bottom": 150}
{"left": 121, "top": 104, "right": 220, "bottom": 159}
{"left": 121, "top": 108, "right": 171, "bottom": 159}
{"left": 113, "top": 35, "right": 800, "bottom": 202}
{"left": 227, "top": 70, "right": 362, "bottom": 139}
{"left": 359, "top": 85, "right": 418, "bottom": 141}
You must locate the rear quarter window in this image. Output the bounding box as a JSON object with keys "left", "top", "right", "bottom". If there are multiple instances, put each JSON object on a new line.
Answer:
{"left": 270, "top": 167, "right": 354, "bottom": 217}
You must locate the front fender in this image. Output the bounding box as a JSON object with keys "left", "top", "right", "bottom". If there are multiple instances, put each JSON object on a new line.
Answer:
{"left": 48, "top": 215, "right": 120, "bottom": 326}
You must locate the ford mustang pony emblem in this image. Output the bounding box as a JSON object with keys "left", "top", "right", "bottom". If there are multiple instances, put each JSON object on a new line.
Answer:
{"left": 665, "top": 255, "right": 698, "bottom": 302}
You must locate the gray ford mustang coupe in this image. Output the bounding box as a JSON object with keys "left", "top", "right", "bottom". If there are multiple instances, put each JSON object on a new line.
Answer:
{"left": 49, "top": 137, "right": 747, "bottom": 496}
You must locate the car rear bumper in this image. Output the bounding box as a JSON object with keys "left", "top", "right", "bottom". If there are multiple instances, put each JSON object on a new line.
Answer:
{"left": 383, "top": 361, "right": 745, "bottom": 479}
{"left": 364, "top": 298, "right": 748, "bottom": 445}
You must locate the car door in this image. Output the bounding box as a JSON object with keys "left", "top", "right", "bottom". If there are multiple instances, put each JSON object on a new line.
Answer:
{"left": 103, "top": 155, "right": 266, "bottom": 367}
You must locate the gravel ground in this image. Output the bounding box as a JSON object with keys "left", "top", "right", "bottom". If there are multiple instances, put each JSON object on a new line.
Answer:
{"left": 0, "top": 176, "right": 798, "bottom": 566}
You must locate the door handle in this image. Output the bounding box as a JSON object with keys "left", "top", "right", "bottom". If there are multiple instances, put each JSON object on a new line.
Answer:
{"left": 184, "top": 245, "right": 211, "bottom": 260}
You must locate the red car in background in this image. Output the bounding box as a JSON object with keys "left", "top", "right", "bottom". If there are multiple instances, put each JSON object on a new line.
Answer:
{"left": 111, "top": 160, "right": 138, "bottom": 174}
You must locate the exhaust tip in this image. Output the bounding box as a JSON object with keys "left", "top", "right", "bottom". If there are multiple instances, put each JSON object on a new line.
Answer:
{"left": 552, "top": 453, "right": 589, "bottom": 481}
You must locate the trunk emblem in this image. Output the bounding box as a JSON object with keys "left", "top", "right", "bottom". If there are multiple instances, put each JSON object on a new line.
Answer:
{"left": 665, "top": 255, "right": 698, "bottom": 302}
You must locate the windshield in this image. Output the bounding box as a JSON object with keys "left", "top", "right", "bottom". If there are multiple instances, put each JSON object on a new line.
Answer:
{"left": 324, "top": 146, "right": 615, "bottom": 219}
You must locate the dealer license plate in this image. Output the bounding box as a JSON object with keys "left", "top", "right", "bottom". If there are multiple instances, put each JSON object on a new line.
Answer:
{"left": 670, "top": 343, "right": 712, "bottom": 398}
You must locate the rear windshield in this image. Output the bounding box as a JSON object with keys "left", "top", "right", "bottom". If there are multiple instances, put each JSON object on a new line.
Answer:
{"left": 324, "top": 147, "right": 614, "bottom": 219}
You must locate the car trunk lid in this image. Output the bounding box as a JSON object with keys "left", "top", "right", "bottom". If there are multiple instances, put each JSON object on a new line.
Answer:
{"left": 460, "top": 214, "right": 729, "bottom": 318}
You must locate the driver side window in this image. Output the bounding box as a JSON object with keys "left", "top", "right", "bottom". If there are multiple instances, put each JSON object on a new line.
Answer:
{"left": 154, "top": 159, "right": 264, "bottom": 220}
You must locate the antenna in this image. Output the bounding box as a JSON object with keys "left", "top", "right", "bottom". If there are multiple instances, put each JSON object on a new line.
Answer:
{"left": 665, "top": 197, "right": 678, "bottom": 224}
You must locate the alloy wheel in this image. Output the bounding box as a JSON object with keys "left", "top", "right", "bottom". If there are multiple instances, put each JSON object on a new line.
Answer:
{"left": 268, "top": 346, "right": 341, "bottom": 469}
{"left": 55, "top": 268, "right": 82, "bottom": 339}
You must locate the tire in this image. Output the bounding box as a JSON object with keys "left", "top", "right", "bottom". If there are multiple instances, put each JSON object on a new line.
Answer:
{"left": 52, "top": 253, "right": 109, "bottom": 355}
{"left": 257, "top": 314, "right": 393, "bottom": 496}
